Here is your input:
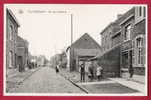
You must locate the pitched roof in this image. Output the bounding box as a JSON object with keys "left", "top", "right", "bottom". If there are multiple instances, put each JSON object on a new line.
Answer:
{"left": 71, "top": 33, "right": 101, "bottom": 50}
{"left": 7, "top": 8, "right": 20, "bottom": 27}
{"left": 100, "top": 7, "right": 135, "bottom": 35}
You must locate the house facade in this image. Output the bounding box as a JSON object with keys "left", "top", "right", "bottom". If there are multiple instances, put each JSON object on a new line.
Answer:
{"left": 6, "top": 9, "right": 20, "bottom": 75}
{"left": 17, "top": 36, "right": 29, "bottom": 72}
{"left": 99, "top": 16, "right": 122, "bottom": 77}
{"left": 119, "top": 7, "right": 135, "bottom": 77}
{"left": 133, "top": 7, "right": 146, "bottom": 75}
{"left": 98, "top": 6, "right": 146, "bottom": 78}
{"left": 120, "top": 6, "right": 146, "bottom": 77}
{"left": 66, "top": 33, "right": 101, "bottom": 72}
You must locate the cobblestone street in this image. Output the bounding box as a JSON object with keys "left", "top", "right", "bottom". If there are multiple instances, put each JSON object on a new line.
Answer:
{"left": 8, "top": 67, "right": 85, "bottom": 93}
{"left": 4, "top": 5, "right": 147, "bottom": 96}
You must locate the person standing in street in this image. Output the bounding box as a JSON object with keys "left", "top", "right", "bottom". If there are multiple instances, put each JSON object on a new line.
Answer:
{"left": 80, "top": 62, "right": 85, "bottom": 82}
{"left": 129, "top": 66, "right": 134, "bottom": 78}
{"left": 94, "top": 61, "right": 103, "bottom": 81}
{"left": 96, "top": 66, "right": 103, "bottom": 81}
{"left": 55, "top": 63, "right": 60, "bottom": 73}
{"left": 88, "top": 62, "right": 94, "bottom": 81}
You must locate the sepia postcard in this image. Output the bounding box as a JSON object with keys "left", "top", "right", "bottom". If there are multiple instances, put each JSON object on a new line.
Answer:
{"left": 1, "top": 1, "right": 149, "bottom": 99}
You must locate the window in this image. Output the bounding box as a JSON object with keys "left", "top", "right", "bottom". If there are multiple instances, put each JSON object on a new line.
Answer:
{"left": 138, "top": 6, "right": 146, "bottom": 17}
{"left": 138, "top": 48, "right": 143, "bottom": 64}
{"left": 139, "top": 7, "right": 142, "bottom": 16}
{"left": 9, "top": 25, "right": 13, "bottom": 40}
{"left": 143, "top": 7, "right": 146, "bottom": 17}
{"left": 137, "top": 38, "right": 143, "bottom": 47}
{"left": 124, "top": 24, "right": 131, "bottom": 41}
{"left": 9, "top": 51, "right": 13, "bottom": 68}
{"left": 136, "top": 37, "right": 143, "bottom": 65}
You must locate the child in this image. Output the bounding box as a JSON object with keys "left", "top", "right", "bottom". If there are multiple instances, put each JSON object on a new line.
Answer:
{"left": 96, "top": 66, "right": 103, "bottom": 81}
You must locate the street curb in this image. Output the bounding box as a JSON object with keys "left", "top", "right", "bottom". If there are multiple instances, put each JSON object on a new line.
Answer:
{"left": 60, "top": 73, "right": 89, "bottom": 94}
{"left": 67, "top": 78, "right": 89, "bottom": 94}
{"left": 19, "top": 67, "right": 41, "bottom": 84}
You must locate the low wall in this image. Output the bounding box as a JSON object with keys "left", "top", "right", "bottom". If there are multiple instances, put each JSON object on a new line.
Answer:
{"left": 97, "top": 46, "right": 121, "bottom": 77}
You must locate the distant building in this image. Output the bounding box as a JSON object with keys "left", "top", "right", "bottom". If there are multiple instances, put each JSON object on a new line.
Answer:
{"left": 50, "top": 54, "right": 61, "bottom": 68}
{"left": 29, "top": 55, "right": 38, "bottom": 68}
{"left": 16, "top": 36, "right": 29, "bottom": 72}
{"left": 6, "top": 9, "right": 20, "bottom": 75}
{"left": 37, "top": 55, "right": 46, "bottom": 67}
{"left": 57, "top": 52, "right": 67, "bottom": 68}
{"left": 66, "top": 33, "right": 101, "bottom": 72}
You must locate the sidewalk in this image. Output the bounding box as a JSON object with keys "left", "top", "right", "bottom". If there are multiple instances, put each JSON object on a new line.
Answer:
{"left": 76, "top": 78, "right": 145, "bottom": 95}
{"left": 130, "top": 75, "right": 145, "bottom": 84}
{"left": 60, "top": 68, "right": 146, "bottom": 95}
{"left": 109, "top": 78, "right": 146, "bottom": 94}
{"left": 6, "top": 67, "right": 41, "bottom": 92}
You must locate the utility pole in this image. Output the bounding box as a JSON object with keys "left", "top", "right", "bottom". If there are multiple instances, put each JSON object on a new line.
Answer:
{"left": 71, "top": 14, "right": 73, "bottom": 45}
{"left": 54, "top": 45, "right": 57, "bottom": 67}
{"left": 70, "top": 14, "right": 73, "bottom": 71}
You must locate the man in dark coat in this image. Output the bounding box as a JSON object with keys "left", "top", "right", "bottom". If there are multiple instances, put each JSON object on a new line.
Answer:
{"left": 129, "top": 66, "right": 134, "bottom": 78}
{"left": 80, "top": 62, "right": 85, "bottom": 82}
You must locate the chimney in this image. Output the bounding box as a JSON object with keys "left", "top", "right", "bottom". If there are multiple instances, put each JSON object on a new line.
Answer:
{"left": 117, "top": 14, "right": 123, "bottom": 19}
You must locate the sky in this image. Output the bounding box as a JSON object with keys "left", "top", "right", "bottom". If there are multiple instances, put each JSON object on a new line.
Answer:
{"left": 5, "top": 4, "right": 136, "bottom": 59}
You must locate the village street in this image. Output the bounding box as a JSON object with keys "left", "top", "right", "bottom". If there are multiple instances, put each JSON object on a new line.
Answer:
{"left": 7, "top": 66, "right": 144, "bottom": 95}
{"left": 8, "top": 66, "right": 85, "bottom": 93}
{"left": 5, "top": 5, "right": 147, "bottom": 95}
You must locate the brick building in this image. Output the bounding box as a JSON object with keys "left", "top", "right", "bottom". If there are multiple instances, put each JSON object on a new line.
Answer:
{"left": 97, "top": 6, "right": 146, "bottom": 78}
{"left": 6, "top": 9, "right": 20, "bottom": 75}
{"left": 120, "top": 6, "right": 146, "bottom": 77}
{"left": 98, "top": 15, "right": 123, "bottom": 77}
{"left": 66, "top": 33, "right": 101, "bottom": 72}
{"left": 17, "top": 36, "right": 29, "bottom": 72}
{"left": 133, "top": 7, "right": 146, "bottom": 75}
{"left": 101, "top": 22, "right": 121, "bottom": 54}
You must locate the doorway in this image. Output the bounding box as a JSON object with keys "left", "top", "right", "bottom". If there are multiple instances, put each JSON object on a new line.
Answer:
{"left": 18, "top": 56, "right": 23, "bottom": 72}
{"left": 121, "top": 50, "right": 133, "bottom": 78}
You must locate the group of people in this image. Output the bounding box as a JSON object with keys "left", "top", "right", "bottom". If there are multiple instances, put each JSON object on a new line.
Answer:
{"left": 80, "top": 61, "right": 103, "bottom": 82}
{"left": 27, "top": 62, "right": 37, "bottom": 69}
